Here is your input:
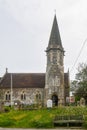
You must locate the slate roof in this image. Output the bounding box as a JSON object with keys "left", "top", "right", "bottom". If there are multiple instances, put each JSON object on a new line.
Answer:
{"left": 48, "top": 15, "right": 62, "bottom": 47}
{"left": 0, "top": 72, "right": 69, "bottom": 90}
{"left": 0, "top": 73, "right": 45, "bottom": 89}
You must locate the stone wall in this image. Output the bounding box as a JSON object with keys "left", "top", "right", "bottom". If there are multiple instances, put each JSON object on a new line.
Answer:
{"left": 2, "top": 88, "right": 44, "bottom": 105}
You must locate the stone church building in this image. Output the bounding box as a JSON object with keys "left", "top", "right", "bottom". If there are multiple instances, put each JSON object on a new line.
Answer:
{"left": 0, "top": 15, "right": 69, "bottom": 106}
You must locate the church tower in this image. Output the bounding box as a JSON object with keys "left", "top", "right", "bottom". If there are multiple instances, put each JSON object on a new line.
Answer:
{"left": 45, "top": 15, "right": 65, "bottom": 106}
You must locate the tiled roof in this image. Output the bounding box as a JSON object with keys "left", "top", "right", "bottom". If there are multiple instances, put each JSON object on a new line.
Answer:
{"left": 0, "top": 73, "right": 45, "bottom": 88}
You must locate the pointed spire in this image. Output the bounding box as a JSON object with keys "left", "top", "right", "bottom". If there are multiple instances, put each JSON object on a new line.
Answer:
{"left": 6, "top": 68, "right": 8, "bottom": 73}
{"left": 48, "top": 15, "right": 62, "bottom": 47}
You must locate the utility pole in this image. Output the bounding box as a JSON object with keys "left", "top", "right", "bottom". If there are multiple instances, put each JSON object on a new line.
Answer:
{"left": 11, "top": 73, "right": 13, "bottom": 107}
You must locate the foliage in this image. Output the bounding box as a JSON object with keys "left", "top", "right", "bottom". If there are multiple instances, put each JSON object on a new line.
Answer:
{"left": 72, "top": 63, "right": 87, "bottom": 104}
{"left": 0, "top": 119, "right": 15, "bottom": 127}
{"left": 30, "top": 120, "right": 52, "bottom": 128}
{"left": 76, "top": 63, "right": 87, "bottom": 81}
{"left": 0, "top": 115, "right": 15, "bottom": 127}
{"left": 4, "top": 106, "right": 11, "bottom": 112}
{"left": 0, "top": 107, "right": 87, "bottom": 128}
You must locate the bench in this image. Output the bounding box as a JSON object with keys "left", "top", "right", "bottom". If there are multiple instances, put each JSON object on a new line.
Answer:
{"left": 53, "top": 115, "right": 84, "bottom": 127}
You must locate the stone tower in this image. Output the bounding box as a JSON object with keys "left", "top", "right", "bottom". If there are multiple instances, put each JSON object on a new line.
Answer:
{"left": 45, "top": 15, "right": 65, "bottom": 106}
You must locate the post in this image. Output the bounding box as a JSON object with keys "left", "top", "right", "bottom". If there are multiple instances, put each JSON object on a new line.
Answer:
{"left": 11, "top": 73, "right": 13, "bottom": 107}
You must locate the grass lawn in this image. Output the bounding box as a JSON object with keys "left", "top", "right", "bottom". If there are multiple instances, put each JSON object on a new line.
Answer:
{"left": 0, "top": 106, "right": 87, "bottom": 128}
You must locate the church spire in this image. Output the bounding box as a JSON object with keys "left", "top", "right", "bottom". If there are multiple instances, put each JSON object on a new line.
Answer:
{"left": 48, "top": 14, "right": 62, "bottom": 48}
{"left": 45, "top": 15, "right": 65, "bottom": 106}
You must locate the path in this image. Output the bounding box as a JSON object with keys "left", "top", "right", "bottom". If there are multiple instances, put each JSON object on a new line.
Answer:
{"left": 0, "top": 128, "right": 85, "bottom": 130}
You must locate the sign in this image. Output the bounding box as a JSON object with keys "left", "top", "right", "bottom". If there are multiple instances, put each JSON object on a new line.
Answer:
{"left": 69, "top": 96, "right": 75, "bottom": 103}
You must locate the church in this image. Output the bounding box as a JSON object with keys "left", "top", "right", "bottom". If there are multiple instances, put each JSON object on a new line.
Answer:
{"left": 0, "top": 15, "right": 69, "bottom": 106}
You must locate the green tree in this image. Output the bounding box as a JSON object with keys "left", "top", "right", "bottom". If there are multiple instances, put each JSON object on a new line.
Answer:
{"left": 74, "top": 63, "right": 87, "bottom": 104}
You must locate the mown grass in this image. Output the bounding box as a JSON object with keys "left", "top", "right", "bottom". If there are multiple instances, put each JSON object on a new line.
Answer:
{"left": 0, "top": 106, "right": 87, "bottom": 128}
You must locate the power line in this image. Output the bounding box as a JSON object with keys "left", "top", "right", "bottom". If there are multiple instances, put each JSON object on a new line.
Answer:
{"left": 70, "top": 38, "right": 87, "bottom": 73}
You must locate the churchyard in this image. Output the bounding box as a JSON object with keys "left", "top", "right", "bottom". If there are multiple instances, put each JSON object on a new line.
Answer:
{"left": 0, "top": 106, "right": 87, "bottom": 128}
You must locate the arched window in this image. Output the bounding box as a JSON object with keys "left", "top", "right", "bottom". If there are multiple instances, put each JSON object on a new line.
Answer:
{"left": 21, "top": 91, "right": 26, "bottom": 100}
{"left": 5, "top": 91, "right": 10, "bottom": 101}
{"left": 38, "top": 94, "right": 41, "bottom": 99}
{"left": 21, "top": 94, "right": 23, "bottom": 100}
{"left": 24, "top": 94, "right": 26, "bottom": 100}
{"left": 6, "top": 94, "right": 8, "bottom": 100}
{"left": 36, "top": 92, "right": 41, "bottom": 100}
{"left": 36, "top": 94, "right": 38, "bottom": 100}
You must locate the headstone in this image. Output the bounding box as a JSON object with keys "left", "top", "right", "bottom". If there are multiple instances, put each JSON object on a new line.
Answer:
{"left": 66, "top": 97, "right": 70, "bottom": 103}
{"left": 80, "top": 98, "right": 85, "bottom": 106}
{"left": 47, "top": 99, "right": 52, "bottom": 108}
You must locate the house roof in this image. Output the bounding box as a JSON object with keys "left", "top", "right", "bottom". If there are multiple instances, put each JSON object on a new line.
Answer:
{"left": 0, "top": 73, "right": 45, "bottom": 89}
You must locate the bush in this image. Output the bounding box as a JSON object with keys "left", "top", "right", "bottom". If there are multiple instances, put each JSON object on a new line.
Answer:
{"left": 0, "top": 119, "right": 15, "bottom": 127}
{"left": 31, "top": 120, "right": 53, "bottom": 128}
{"left": 4, "top": 107, "right": 10, "bottom": 112}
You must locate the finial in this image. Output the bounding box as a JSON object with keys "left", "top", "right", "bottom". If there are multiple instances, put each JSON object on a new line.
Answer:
{"left": 6, "top": 68, "right": 8, "bottom": 73}
{"left": 54, "top": 9, "right": 56, "bottom": 15}
{"left": 68, "top": 68, "right": 69, "bottom": 72}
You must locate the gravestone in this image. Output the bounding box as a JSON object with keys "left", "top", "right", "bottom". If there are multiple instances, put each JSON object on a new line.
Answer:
{"left": 80, "top": 98, "right": 85, "bottom": 106}
{"left": 47, "top": 99, "right": 52, "bottom": 108}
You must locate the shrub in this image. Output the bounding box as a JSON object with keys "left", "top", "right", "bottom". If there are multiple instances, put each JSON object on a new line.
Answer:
{"left": 4, "top": 107, "right": 10, "bottom": 112}
{"left": 31, "top": 120, "right": 53, "bottom": 128}
{"left": 0, "top": 119, "right": 15, "bottom": 127}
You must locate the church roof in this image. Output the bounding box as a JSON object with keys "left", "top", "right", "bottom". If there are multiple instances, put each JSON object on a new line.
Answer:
{"left": 0, "top": 73, "right": 45, "bottom": 89}
{"left": 48, "top": 15, "right": 62, "bottom": 47}
{"left": 0, "top": 72, "right": 69, "bottom": 90}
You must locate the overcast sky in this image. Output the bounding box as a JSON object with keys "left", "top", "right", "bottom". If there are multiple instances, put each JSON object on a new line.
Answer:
{"left": 0, "top": 0, "right": 87, "bottom": 80}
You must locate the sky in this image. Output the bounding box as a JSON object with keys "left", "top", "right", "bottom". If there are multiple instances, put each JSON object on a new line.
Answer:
{"left": 0, "top": 0, "right": 87, "bottom": 80}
